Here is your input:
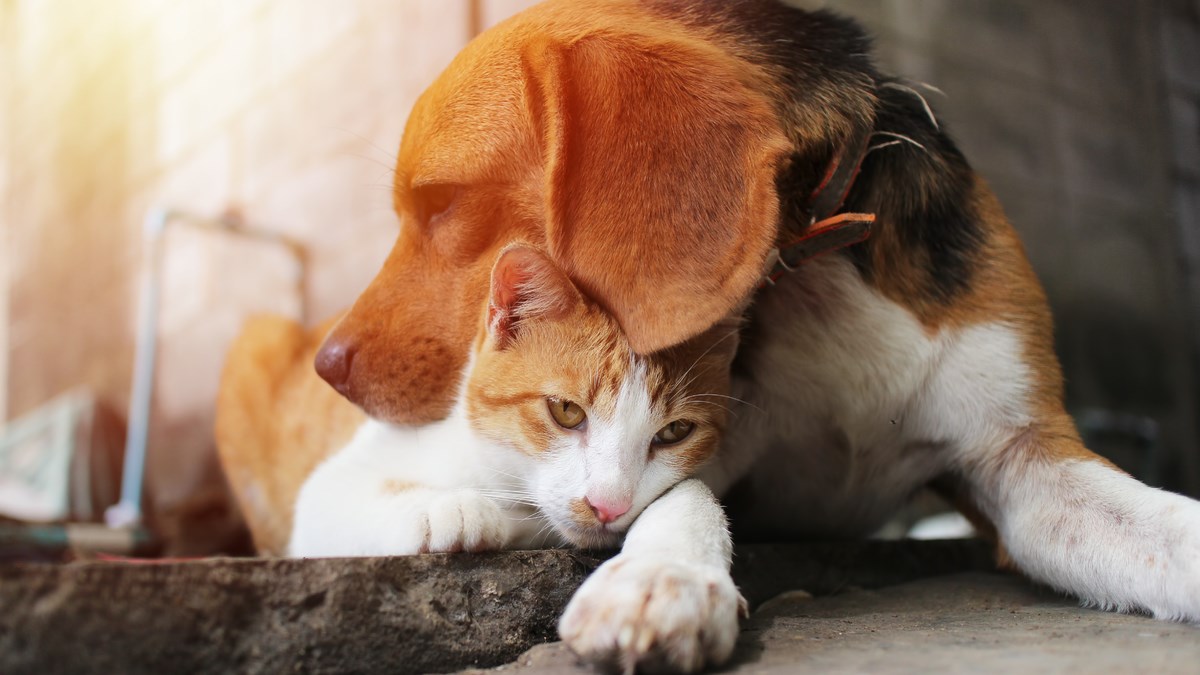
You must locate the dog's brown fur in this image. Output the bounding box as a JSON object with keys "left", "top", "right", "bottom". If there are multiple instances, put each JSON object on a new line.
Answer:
{"left": 217, "top": 0, "right": 1098, "bottom": 555}
{"left": 216, "top": 316, "right": 363, "bottom": 554}
{"left": 219, "top": 0, "right": 802, "bottom": 552}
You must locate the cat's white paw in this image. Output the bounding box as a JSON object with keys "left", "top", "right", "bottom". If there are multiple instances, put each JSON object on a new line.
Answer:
{"left": 376, "top": 489, "right": 509, "bottom": 555}
{"left": 420, "top": 489, "right": 508, "bottom": 553}
{"left": 558, "top": 555, "right": 744, "bottom": 674}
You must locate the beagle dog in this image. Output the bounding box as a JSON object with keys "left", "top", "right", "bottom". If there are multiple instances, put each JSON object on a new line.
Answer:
{"left": 217, "top": 0, "right": 1200, "bottom": 671}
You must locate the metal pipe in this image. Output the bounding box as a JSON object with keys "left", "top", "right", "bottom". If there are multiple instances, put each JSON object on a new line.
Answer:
{"left": 105, "top": 208, "right": 170, "bottom": 529}
{"left": 104, "top": 207, "right": 306, "bottom": 529}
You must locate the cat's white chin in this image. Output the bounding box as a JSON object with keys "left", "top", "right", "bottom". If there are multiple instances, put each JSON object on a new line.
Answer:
{"left": 556, "top": 523, "right": 625, "bottom": 550}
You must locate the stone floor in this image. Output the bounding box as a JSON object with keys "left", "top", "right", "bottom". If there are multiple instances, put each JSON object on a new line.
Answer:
{"left": 474, "top": 572, "right": 1200, "bottom": 674}
{"left": 2, "top": 540, "right": 1196, "bottom": 674}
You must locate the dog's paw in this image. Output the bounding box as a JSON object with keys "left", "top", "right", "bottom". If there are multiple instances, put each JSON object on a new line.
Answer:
{"left": 1141, "top": 497, "right": 1200, "bottom": 623}
{"left": 558, "top": 555, "right": 744, "bottom": 674}
{"left": 1015, "top": 463, "right": 1200, "bottom": 623}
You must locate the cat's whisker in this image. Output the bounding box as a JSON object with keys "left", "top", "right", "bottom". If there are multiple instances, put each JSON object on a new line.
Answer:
{"left": 476, "top": 486, "right": 535, "bottom": 495}
{"left": 673, "top": 328, "right": 742, "bottom": 396}
{"left": 481, "top": 494, "right": 538, "bottom": 502}
{"left": 482, "top": 497, "right": 539, "bottom": 506}
{"left": 477, "top": 484, "right": 537, "bottom": 496}
{"left": 685, "top": 392, "right": 766, "bottom": 414}
{"left": 479, "top": 466, "right": 537, "bottom": 490}
{"left": 514, "top": 512, "right": 547, "bottom": 523}
{"left": 675, "top": 394, "right": 764, "bottom": 420}
{"left": 479, "top": 493, "right": 539, "bottom": 504}
{"left": 481, "top": 465, "right": 525, "bottom": 481}
{"left": 475, "top": 487, "right": 537, "bottom": 499}
{"left": 676, "top": 396, "right": 734, "bottom": 412}
{"left": 477, "top": 493, "right": 538, "bottom": 503}
{"left": 500, "top": 509, "right": 546, "bottom": 524}
{"left": 477, "top": 492, "right": 540, "bottom": 507}
{"left": 532, "top": 519, "right": 559, "bottom": 546}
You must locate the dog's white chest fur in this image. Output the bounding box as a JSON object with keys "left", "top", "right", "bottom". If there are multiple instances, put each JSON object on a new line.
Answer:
{"left": 705, "top": 256, "right": 1032, "bottom": 537}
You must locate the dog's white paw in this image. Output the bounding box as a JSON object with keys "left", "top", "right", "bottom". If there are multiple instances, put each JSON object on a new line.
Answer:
{"left": 558, "top": 555, "right": 744, "bottom": 674}
{"left": 1140, "top": 498, "right": 1200, "bottom": 623}
{"left": 1007, "top": 462, "right": 1200, "bottom": 624}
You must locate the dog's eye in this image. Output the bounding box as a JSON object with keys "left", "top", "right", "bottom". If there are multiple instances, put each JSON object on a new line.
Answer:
{"left": 547, "top": 398, "right": 587, "bottom": 430}
{"left": 413, "top": 184, "right": 458, "bottom": 225}
{"left": 652, "top": 419, "right": 695, "bottom": 446}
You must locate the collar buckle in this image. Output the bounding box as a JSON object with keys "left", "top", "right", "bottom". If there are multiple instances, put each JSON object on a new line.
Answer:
{"left": 761, "top": 122, "right": 878, "bottom": 288}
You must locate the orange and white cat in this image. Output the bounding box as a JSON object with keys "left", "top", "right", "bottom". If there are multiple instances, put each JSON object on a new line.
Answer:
{"left": 290, "top": 244, "right": 743, "bottom": 665}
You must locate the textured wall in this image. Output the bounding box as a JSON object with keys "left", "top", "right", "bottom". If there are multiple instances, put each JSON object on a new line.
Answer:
{"left": 0, "top": 0, "right": 477, "bottom": 549}
{"left": 1163, "top": 0, "right": 1200, "bottom": 494}
{"left": 0, "top": 0, "right": 1196, "bottom": 552}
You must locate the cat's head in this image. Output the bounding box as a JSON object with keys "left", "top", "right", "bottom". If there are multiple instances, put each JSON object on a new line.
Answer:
{"left": 466, "top": 244, "right": 740, "bottom": 548}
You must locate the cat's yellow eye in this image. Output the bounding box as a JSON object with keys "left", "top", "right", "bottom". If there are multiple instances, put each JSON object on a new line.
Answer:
{"left": 653, "top": 419, "right": 695, "bottom": 446}
{"left": 547, "top": 398, "right": 587, "bottom": 429}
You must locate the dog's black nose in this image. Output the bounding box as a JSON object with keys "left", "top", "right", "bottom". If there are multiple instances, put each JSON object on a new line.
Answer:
{"left": 315, "top": 336, "right": 357, "bottom": 394}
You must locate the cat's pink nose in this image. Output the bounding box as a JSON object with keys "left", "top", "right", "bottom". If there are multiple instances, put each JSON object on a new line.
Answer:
{"left": 585, "top": 496, "right": 631, "bottom": 524}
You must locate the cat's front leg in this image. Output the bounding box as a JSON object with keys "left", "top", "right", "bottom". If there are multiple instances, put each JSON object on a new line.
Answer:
{"left": 292, "top": 480, "right": 511, "bottom": 557}
{"left": 414, "top": 487, "right": 512, "bottom": 554}
{"left": 559, "top": 479, "right": 743, "bottom": 673}
{"left": 289, "top": 425, "right": 512, "bottom": 557}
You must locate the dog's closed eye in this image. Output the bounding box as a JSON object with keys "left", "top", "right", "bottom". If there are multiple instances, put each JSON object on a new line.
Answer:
{"left": 413, "top": 183, "right": 459, "bottom": 227}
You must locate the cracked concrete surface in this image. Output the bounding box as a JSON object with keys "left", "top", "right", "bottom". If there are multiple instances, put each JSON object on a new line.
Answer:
{"left": 3, "top": 541, "right": 1194, "bottom": 674}
{"left": 472, "top": 573, "right": 1200, "bottom": 674}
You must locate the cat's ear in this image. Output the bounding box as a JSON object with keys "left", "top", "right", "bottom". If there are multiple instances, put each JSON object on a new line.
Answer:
{"left": 488, "top": 244, "right": 582, "bottom": 349}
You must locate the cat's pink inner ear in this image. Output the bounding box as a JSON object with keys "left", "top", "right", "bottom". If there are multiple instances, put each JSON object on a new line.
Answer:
{"left": 488, "top": 245, "right": 579, "bottom": 347}
{"left": 488, "top": 252, "right": 529, "bottom": 347}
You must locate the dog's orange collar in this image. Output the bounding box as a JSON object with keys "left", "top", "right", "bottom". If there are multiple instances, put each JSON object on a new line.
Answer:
{"left": 761, "top": 124, "right": 877, "bottom": 287}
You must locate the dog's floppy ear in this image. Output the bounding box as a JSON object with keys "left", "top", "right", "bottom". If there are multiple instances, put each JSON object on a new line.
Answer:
{"left": 528, "top": 34, "right": 790, "bottom": 354}
{"left": 488, "top": 244, "right": 582, "bottom": 349}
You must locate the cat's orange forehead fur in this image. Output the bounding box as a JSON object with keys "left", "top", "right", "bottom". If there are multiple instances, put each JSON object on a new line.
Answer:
{"left": 467, "top": 294, "right": 737, "bottom": 471}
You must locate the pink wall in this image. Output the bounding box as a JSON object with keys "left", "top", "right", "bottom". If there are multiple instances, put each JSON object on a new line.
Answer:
{"left": 0, "top": 0, "right": 537, "bottom": 550}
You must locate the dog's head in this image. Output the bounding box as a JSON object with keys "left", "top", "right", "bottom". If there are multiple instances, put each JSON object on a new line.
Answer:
{"left": 315, "top": 0, "right": 877, "bottom": 423}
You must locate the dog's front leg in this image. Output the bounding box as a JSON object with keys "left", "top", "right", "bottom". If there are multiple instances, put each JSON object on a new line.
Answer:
{"left": 963, "top": 422, "right": 1200, "bottom": 622}
{"left": 558, "top": 478, "right": 743, "bottom": 674}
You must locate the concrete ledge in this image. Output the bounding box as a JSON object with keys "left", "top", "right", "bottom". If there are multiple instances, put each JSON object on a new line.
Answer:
{"left": 0, "top": 540, "right": 994, "bottom": 674}
{"left": 473, "top": 573, "right": 1200, "bottom": 674}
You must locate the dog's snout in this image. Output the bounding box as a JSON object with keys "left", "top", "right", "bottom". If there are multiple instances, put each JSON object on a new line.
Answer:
{"left": 315, "top": 335, "right": 357, "bottom": 394}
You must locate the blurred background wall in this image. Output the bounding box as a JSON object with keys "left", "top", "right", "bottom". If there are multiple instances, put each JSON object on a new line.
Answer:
{"left": 0, "top": 0, "right": 1197, "bottom": 553}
